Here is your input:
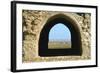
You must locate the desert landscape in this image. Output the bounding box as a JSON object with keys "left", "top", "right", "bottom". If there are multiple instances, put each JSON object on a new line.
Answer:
{"left": 48, "top": 40, "right": 71, "bottom": 49}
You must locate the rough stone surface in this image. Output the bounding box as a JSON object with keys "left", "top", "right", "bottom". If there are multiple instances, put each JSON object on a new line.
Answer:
{"left": 22, "top": 10, "right": 91, "bottom": 62}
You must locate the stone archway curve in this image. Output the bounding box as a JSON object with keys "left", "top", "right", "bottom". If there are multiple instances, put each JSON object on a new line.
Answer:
{"left": 39, "top": 13, "right": 82, "bottom": 56}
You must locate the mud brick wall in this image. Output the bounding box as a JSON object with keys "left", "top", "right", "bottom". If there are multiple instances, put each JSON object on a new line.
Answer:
{"left": 22, "top": 10, "right": 91, "bottom": 62}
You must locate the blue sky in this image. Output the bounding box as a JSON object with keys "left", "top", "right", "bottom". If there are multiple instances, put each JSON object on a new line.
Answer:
{"left": 49, "top": 23, "right": 71, "bottom": 41}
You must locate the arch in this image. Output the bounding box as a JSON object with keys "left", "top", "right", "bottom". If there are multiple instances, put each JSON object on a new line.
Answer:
{"left": 48, "top": 23, "right": 71, "bottom": 49}
{"left": 39, "top": 14, "right": 82, "bottom": 56}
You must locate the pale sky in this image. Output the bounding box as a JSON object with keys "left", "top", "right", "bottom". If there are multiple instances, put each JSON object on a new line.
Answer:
{"left": 49, "top": 23, "right": 71, "bottom": 41}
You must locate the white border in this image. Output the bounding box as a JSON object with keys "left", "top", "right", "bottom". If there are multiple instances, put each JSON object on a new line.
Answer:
{"left": 16, "top": 3, "right": 96, "bottom": 70}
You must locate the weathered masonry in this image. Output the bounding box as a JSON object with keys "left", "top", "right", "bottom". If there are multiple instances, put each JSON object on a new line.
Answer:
{"left": 22, "top": 10, "right": 91, "bottom": 62}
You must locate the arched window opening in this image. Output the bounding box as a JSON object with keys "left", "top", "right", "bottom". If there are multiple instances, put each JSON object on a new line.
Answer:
{"left": 39, "top": 14, "right": 82, "bottom": 56}
{"left": 48, "top": 23, "right": 71, "bottom": 49}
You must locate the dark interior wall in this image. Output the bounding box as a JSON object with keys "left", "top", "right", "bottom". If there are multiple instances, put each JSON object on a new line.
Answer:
{"left": 39, "top": 14, "right": 82, "bottom": 57}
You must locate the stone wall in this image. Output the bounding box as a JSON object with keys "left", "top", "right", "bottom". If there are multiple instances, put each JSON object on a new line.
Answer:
{"left": 22, "top": 10, "right": 91, "bottom": 62}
